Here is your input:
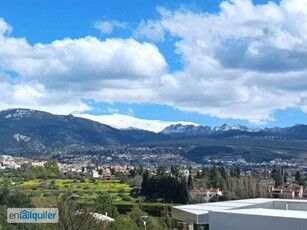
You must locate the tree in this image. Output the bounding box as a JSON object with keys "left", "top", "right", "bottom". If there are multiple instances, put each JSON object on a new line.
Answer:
{"left": 208, "top": 165, "right": 221, "bottom": 188}
{"left": 137, "top": 166, "right": 144, "bottom": 175}
{"left": 7, "top": 189, "right": 34, "bottom": 208}
{"left": 177, "top": 177, "right": 189, "bottom": 204}
{"left": 219, "top": 167, "right": 228, "bottom": 179}
{"left": 201, "top": 165, "right": 207, "bottom": 178}
{"left": 295, "top": 171, "right": 302, "bottom": 182}
{"left": 171, "top": 165, "right": 175, "bottom": 174}
{"left": 129, "top": 169, "right": 137, "bottom": 178}
{"left": 55, "top": 194, "right": 105, "bottom": 230}
{"left": 128, "top": 206, "right": 147, "bottom": 228}
{"left": 0, "top": 186, "right": 41, "bottom": 230}
{"left": 45, "top": 159, "right": 59, "bottom": 171}
{"left": 163, "top": 215, "right": 173, "bottom": 229}
{"left": 141, "top": 170, "right": 150, "bottom": 196}
{"left": 283, "top": 172, "right": 288, "bottom": 183}
{"left": 272, "top": 169, "right": 282, "bottom": 187}
{"left": 196, "top": 170, "right": 201, "bottom": 179}
{"left": 0, "top": 186, "right": 33, "bottom": 208}
{"left": 157, "top": 166, "right": 167, "bottom": 176}
{"left": 127, "top": 175, "right": 143, "bottom": 188}
{"left": 128, "top": 206, "right": 166, "bottom": 230}
{"left": 107, "top": 215, "right": 139, "bottom": 230}
{"left": 141, "top": 173, "right": 189, "bottom": 204}
{"left": 45, "top": 159, "right": 60, "bottom": 178}
{"left": 187, "top": 175, "right": 194, "bottom": 189}
{"left": 94, "top": 192, "right": 119, "bottom": 218}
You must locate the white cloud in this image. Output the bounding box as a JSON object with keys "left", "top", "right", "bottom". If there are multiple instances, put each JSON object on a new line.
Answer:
{"left": 282, "top": 0, "right": 307, "bottom": 14}
{"left": 0, "top": 18, "right": 11, "bottom": 35}
{"left": 0, "top": 17, "right": 167, "bottom": 114}
{"left": 0, "top": 81, "right": 91, "bottom": 114}
{"left": 133, "top": 0, "right": 307, "bottom": 124}
{"left": 135, "top": 20, "right": 165, "bottom": 41}
{"left": 94, "top": 20, "right": 127, "bottom": 34}
{"left": 1, "top": 0, "right": 307, "bottom": 125}
{"left": 1, "top": 36, "right": 167, "bottom": 84}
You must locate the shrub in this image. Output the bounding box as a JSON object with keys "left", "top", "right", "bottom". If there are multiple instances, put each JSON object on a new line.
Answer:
{"left": 122, "top": 196, "right": 131, "bottom": 201}
{"left": 43, "top": 192, "right": 52, "bottom": 197}
{"left": 30, "top": 191, "right": 41, "bottom": 197}
{"left": 118, "top": 193, "right": 125, "bottom": 198}
{"left": 39, "top": 182, "right": 48, "bottom": 189}
{"left": 31, "top": 185, "right": 39, "bottom": 190}
{"left": 119, "top": 189, "right": 125, "bottom": 193}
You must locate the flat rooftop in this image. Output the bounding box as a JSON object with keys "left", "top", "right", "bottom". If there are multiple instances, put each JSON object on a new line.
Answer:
{"left": 212, "top": 208, "right": 307, "bottom": 219}
{"left": 172, "top": 198, "right": 307, "bottom": 224}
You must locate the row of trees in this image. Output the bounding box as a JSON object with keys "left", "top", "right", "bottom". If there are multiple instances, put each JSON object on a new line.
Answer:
{"left": 193, "top": 165, "right": 271, "bottom": 201}
{"left": 272, "top": 168, "right": 307, "bottom": 187}
{"left": 141, "top": 170, "right": 189, "bottom": 204}
{"left": 135, "top": 164, "right": 269, "bottom": 204}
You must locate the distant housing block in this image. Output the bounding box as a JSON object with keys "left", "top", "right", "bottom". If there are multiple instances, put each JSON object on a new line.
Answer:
{"left": 271, "top": 183, "right": 303, "bottom": 199}
{"left": 190, "top": 188, "right": 222, "bottom": 202}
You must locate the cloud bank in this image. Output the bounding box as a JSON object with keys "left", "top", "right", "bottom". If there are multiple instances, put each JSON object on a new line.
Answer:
{"left": 137, "top": 0, "right": 307, "bottom": 124}
{"left": 0, "top": 17, "right": 167, "bottom": 114}
{"left": 0, "top": 0, "right": 307, "bottom": 124}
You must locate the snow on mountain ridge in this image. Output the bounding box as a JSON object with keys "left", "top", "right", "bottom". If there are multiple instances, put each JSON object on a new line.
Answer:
{"left": 162, "top": 123, "right": 260, "bottom": 135}
{"left": 74, "top": 113, "right": 200, "bottom": 133}
{"left": 2, "top": 108, "right": 36, "bottom": 120}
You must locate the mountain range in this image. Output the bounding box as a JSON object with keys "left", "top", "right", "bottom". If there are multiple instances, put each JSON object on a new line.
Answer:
{"left": 0, "top": 108, "right": 306, "bottom": 158}
{"left": 0, "top": 109, "right": 163, "bottom": 156}
{"left": 75, "top": 113, "right": 307, "bottom": 140}
{"left": 74, "top": 113, "right": 199, "bottom": 133}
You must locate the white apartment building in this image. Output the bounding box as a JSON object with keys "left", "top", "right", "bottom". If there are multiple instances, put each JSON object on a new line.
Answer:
{"left": 190, "top": 188, "right": 222, "bottom": 202}
{"left": 172, "top": 198, "right": 307, "bottom": 230}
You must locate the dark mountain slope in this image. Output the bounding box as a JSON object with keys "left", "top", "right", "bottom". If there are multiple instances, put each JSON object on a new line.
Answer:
{"left": 0, "top": 108, "right": 162, "bottom": 155}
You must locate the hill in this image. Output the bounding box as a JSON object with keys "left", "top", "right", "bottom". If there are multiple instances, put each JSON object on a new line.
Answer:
{"left": 0, "top": 109, "right": 163, "bottom": 156}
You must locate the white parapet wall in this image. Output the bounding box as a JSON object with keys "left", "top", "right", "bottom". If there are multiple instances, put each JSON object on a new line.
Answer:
{"left": 172, "top": 198, "right": 307, "bottom": 229}
{"left": 210, "top": 208, "right": 307, "bottom": 230}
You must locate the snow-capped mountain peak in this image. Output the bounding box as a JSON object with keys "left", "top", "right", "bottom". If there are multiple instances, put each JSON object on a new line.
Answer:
{"left": 1, "top": 108, "right": 37, "bottom": 120}
{"left": 73, "top": 113, "right": 200, "bottom": 133}
{"left": 161, "top": 123, "right": 260, "bottom": 136}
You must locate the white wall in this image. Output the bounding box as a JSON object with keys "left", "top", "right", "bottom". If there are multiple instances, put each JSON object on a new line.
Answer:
{"left": 209, "top": 211, "right": 307, "bottom": 230}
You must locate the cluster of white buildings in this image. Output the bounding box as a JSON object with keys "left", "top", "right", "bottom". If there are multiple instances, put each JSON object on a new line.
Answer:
{"left": 0, "top": 155, "right": 22, "bottom": 170}
{"left": 0, "top": 154, "right": 135, "bottom": 180}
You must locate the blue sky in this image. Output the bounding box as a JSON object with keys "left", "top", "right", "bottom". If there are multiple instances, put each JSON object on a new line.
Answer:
{"left": 0, "top": 0, "right": 306, "bottom": 127}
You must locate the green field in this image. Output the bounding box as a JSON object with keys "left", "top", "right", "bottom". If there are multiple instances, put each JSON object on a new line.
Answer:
{"left": 3, "top": 178, "right": 134, "bottom": 203}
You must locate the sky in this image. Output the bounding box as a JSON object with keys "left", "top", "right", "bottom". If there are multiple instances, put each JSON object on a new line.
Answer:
{"left": 0, "top": 0, "right": 306, "bottom": 127}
